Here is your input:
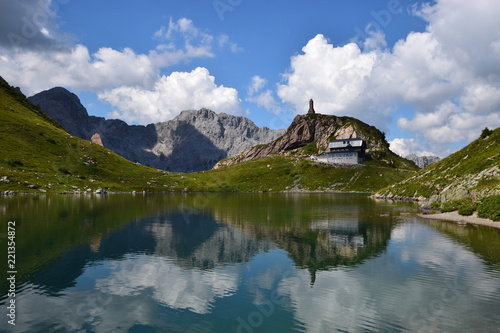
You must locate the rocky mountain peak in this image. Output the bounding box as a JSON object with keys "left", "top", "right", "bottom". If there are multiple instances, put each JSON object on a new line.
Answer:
{"left": 29, "top": 87, "right": 284, "bottom": 172}
{"left": 405, "top": 154, "right": 441, "bottom": 168}
{"left": 29, "top": 87, "right": 89, "bottom": 138}
{"left": 214, "top": 112, "right": 411, "bottom": 169}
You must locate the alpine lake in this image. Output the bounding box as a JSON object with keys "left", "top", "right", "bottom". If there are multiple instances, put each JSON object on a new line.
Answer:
{"left": 1, "top": 193, "right": 500, "bottom": 333}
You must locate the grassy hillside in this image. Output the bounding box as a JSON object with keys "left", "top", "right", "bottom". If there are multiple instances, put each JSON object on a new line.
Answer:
{"left": 0, "top": 77, "right": 179, "bottom": 193}
{"left": 375, "top": 128, "right": 500, "bottom": 220}
{"left": 190, "top": 155, "right": 415, "bottom": 193}
{"left": 0, "top": 77, "right": 415, "bottom": 194}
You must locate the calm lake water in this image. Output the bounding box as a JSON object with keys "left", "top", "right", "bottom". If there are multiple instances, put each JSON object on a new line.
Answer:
{"left": 1, "top": 193, "right": 500, "bottom": 333}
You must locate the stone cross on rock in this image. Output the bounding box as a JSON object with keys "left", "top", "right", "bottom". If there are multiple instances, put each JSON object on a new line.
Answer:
{"left": 308, "top": 99, "right": 315, "bottom": 114}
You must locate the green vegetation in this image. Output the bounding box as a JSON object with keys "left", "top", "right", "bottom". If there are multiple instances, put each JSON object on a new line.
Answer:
{"left": 198, "top": 155, "right": 414, "bottom": 193}
{"left": 457, "top": 199, "right": 476, "bottom": 216}
{"left": 0, "top": 77, "right": 416, "bottom": 194}
{"left": 481, "top": 127, "right": 493, "bottom": 139}
{"left": 377, "top": 128, "right": 499, "bottom": 199}
{"left": 0, "top": 77, "right": 179, "bottom": 193}
{"left": 441, "top": 198, "right": 477, "bottom": 216}
{"left": 433, "top": 194, "right": 498, "bottom": 220}
{"left": 375, "top": 127, "right": 500, "bottom": 220}
{"left": 302, "top": 141, "right": 319, "bottom": 155}
{"left": 477, "top": 196, "right": 500, "bottom": 221}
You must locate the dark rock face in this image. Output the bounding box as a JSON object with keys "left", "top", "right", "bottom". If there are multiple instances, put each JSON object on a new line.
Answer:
{"left": 405, "top": 154, "right": 441, "bottom": 169}
{"left": 29, "top": 87, "right": 285, "bottom": 172}
{"left": 29, "top": 87, "right": 90, "bottom": 138}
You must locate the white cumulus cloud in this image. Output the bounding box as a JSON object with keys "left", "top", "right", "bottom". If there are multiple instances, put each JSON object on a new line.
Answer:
{"left": 246, "top": 90, "right": 282, "bottom": 113}
{"left": 100, "top": 67, "right": 244, "bottom": 124}
{"left": 247, "top": 75, "right": 267, "bottom": 96}
{"left": 277, "top": 0, "right": 500, "bottom": 156}
{"left": 0, "top": 13, "right": 242, "bottom": 124}
{"left": 246, "top": 75, "right": 282, "bottom": 113}
{"left": 278, "top": 34, "right": 379, "bottom": 121}
{"left": 389, "top": 138, "right": 435, "bottom": 157}
{"left": 0, "top": 45, "right": 159, "bottom": 95}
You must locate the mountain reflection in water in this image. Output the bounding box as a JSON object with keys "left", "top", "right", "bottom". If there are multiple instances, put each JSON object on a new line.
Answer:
{"left": 1, "top": 193, "right": 500, "bottom": 333}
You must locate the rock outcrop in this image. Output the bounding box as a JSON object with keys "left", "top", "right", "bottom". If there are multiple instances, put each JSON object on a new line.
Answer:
{"left": 90, "top": 133, "right": 104, "bottom": 146}
{"left": 29, "top": 87, "right": 284, "bottom": 172}
{"left": 214, "top": 113, "right": 415, "bottom": 170}
{"left": 28, "top": 87, "right": 90, "bottom": 138}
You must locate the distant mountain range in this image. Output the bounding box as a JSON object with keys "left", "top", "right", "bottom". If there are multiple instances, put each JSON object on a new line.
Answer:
{"left": 0, "top": 76, "right": 418, "bottom": 193}
{"left": 28, "top": 87, "right": 284, "bottom": 172}
{"left": 405, "top": 154, "right": 441, "bottom": 168}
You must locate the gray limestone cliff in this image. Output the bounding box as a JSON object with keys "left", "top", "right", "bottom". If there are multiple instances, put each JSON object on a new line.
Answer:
{"left": 29, "top": 87, "right": 284, "bottom": 172}
{"left": 405, "top": 154, "right": 441, "bottom": 169}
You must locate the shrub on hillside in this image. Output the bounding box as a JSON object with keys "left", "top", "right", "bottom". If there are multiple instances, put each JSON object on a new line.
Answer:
{"left": 442, "top": 197, "right": 476, "bottom": 216}
{"left": 477, "top": 195, "right": 500, "bottom": 221}
{"left": 480, "top": 127, "right": 493, "bottom": 139}
{"left": 442, "top": 199, "right": 462, "bottom": 212}
{"left": 3, "top": 159, "right": 23, "bottom": 167}
{"left": 458, "top": 198, "right": 476, "bottom": 216}
{"left": 58, "top": 167, "right": 71, "bottom": 175}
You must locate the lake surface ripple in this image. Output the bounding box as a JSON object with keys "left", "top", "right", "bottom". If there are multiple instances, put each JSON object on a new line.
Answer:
{"left": 1, "top": 193, "right": 500, "bottom": 332}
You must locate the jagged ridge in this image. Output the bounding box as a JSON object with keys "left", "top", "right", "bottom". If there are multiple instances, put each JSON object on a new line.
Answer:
{"left": 405, "top": 154, "right": 441, "bottom": 169}
{"left": 28, "top": 88, "right": 285, "bottom": 172}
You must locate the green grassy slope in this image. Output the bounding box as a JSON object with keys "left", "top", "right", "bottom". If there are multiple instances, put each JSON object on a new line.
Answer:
{"left": 0, "top": 77, "right": 415, "bottom": 193}
{"left": 194, "top": 155, "right": 415, "bottom": 193}
{"left": 0, "top": 77, "right": 178, "bottom": 193}
{"left": 375, "top": 128, "right": 500, "bottom": 219}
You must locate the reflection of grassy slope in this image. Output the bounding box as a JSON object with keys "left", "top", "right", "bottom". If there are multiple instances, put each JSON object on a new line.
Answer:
{"left": 0, "top": 195, "right": 168, "bottom": 297}
{"left": 424, "top": 219, "right": 500, "bottom": 265}
{"left": 0, "top": 193, "right": 416, "bottom": 297}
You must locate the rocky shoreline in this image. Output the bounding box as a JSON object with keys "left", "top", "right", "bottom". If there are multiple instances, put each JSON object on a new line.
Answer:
{"left": 417, "top": 211, "right": 500, "bottom": 229}
{"left": 370, "top": 194, "right": 426, "bottom": 202}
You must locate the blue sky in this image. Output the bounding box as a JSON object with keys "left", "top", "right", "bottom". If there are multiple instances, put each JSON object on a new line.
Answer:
{"left": 61, "top": 0, "right": 425, "bottom": 124}
{"left": 1, "top": 0, "right": 499, "bottom": 157}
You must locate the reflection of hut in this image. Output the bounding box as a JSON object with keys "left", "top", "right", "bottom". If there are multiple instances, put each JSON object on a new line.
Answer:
{"left": 311, "top": 219, "right": 365, "bottom": 248}
{"left": 317, "top": 138, "right": 366, "bottom": 164}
